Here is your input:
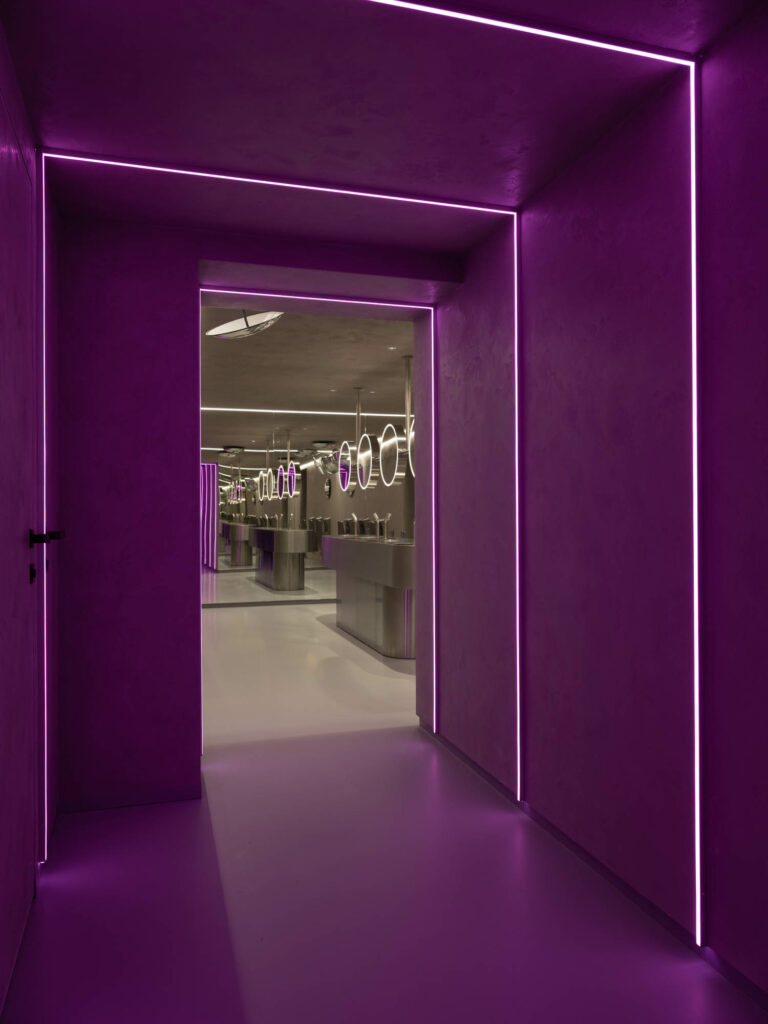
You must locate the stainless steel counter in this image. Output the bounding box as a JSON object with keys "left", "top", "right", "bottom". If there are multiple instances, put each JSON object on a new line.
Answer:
{"left": 252, "top": 528, "right": 310, "bottom": 590}
{"left": 322, "top": 536, "right": 415, "bottom": 659}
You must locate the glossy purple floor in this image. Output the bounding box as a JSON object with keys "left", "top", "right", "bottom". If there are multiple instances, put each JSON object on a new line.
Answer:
{"left": 3, "top": 605, "right": 765, "bottom": 1023}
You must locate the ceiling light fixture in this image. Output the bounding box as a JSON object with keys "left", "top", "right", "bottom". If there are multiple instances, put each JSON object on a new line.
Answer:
{"left": 205, "top": 310, "right": 283, "bottom": 339}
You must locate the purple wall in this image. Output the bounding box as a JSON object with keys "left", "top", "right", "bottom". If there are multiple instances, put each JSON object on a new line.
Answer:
{"left": 0, "top": 26, "right": 38, "bottom": 1010}
{"left": 520, "top": 75, "right": 694, "bottom": 929}
{"left": 700, "top": 7, "right": 768, "bottom": 992}
{"left": 435, "top": 222, "right": 518, "bottom": 791}
{"left": 56, "top": 219, "right": 202, "bottom": 811}
{"left": 53, "top": 215, "right": 441, "bottom": 812}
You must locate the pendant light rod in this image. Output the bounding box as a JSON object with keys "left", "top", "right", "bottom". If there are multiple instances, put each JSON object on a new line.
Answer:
{"left": 354, "top": 388, "right": 362, "bottom": 453}
{"left": 403, "top": 355, "right": 413, "bottom": 430}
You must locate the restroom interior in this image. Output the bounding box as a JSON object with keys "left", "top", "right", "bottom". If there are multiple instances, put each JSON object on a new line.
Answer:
{"left": 2, "top": 1, "right": 768, "bottom": 1019}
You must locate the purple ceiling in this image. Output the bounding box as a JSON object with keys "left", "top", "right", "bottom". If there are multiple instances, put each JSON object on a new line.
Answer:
{"left": 44, "top": 156, "right": 507, "bottom": 254}
{"left": 3, "top": 0, "right": 684, "bottom": 209}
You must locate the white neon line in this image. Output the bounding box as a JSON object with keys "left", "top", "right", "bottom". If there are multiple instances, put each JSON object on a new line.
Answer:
{"left": 513, "top": 214, "right": 521, "bottom": 802}
{"left": 201, "top": 447, "right": 332, "bottom": 454}
{"left": 41, "top": 154, "right": 48, "bottom": 863}
{"left": 430, "top": 307, "right": 438, "bottom": 733}
{"left": 202, "top": 406, "right": 401, "bottom": 418}
{"left": 199, "top": 304, "right": 204, "bottom": 756}
{"left": 43, "top": 151, "right": 515, "bottom": 217}
{"left": 367, "top": 0, "right": 693, "bottom": 65}
{"left": 689, "top": 63, "right": 702, "bottom": 949}
{"left": 201, "top": 286, "right": 432, "bottom": 311}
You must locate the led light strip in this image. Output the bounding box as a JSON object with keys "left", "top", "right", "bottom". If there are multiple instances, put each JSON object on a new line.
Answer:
{"left": 202, "top": 406, "right": 401, "bottom": 417}
{"left": 367, "top": 1, "right": 701, "bottom": 946}
{"left": 689, "top": 63, "right": 702, "bottom": 948}
{"left": 366, "top": 0, "right": 692, "bottom": 64}
{"left": 44, "top": 150, "right": 516, "bottom": 216}
{"left": 201, "top": 446, "right": 333, "bottom": 454}
{"left": 41, "top": 155, "right": 49, "bottom": 862}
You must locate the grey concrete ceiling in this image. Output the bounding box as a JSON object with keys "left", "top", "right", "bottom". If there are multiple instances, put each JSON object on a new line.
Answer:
{"left": 201, "top": 306, "right": 413, "bottom": 470}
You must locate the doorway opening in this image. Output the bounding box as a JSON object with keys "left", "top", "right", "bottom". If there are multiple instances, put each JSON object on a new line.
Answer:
{"left": 199, "top": 291, "right": 431, "bottom": 751}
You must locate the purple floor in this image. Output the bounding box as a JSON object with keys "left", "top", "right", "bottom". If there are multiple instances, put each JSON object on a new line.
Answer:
{"left": 2, "top": 725, "right": 765, "bottom": 1022}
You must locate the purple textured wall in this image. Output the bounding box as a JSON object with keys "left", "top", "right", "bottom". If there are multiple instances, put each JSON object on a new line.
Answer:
{"left": 56, "top": 219, "right": 202, "bottom": 811}
{"left": 520, "top": 75, "right": 694, "bottom": 929}
{"left": 0, "top": 26, "right": 38, "bottom": 1010}
{"left": 53, "top": 214, "right": 441, "bottom": 811}
{"left": 700, "top": 7, "right": 768, "bottom": 992}
{"left": 435, "top": 221, "right": 518, "bottom": 790}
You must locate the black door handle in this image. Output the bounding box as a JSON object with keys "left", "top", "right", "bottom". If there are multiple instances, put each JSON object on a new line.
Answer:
{"left": 29, "top": 529, "right": 65, "bottom": 548}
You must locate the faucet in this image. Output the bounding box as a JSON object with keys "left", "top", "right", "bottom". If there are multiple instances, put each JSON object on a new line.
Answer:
{"left": 372, "top": 512, "right": 381, "bottom": 539}
{"left": 350, "top": 512, "right": 358, "bottom": 536}
{"left": 383, "top": 512, "right": 392, "bottom": 541}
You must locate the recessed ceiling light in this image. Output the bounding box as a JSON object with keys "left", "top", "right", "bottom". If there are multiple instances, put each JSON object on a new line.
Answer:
{"left": 388, "top": 346, "right": 397, "bottom": 350}
{"left": 329, "top": 388, "right": 336, "bottom": 392}
{"left": 205, "top": 310, "right": 283, "bottom": 339}
{"left": 369, "top": 390, "right": 376, "bottom": 394}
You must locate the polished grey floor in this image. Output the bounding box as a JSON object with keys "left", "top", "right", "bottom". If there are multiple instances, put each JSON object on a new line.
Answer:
{"left": 3, "top": 601, "right": 764, "bottom": 1023}
{"left": 202, "top": 603, "right": 415, "bottom": 746}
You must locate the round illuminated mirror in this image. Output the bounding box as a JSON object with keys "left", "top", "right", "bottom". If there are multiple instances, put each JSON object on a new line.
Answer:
{"left": 408, "top": 418, "right": 415, "bottom": 478}
{"left": 277, "top": 465, "right": 285, "bottom": 499}
{"left": 287, "top": 461, "right": 299, "bottom": 498}
{"left": 266, "top": 468, "right": 275, "bottom": 501}
{"left": 258, "top": 471, "right": 266, "bottom": 502}
{"left": 379, "top": 423, "right": 407, "bottom": 488}
{"left": 338, "top": 440, "right": 356, "bottom": 493}
{"left": 356, "top": 432, "right": 379, "bottom": 490}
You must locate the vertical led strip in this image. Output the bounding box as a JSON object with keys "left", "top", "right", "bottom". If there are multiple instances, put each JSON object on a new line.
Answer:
{"left": 430, "top": 307, "right": 438, "bottom": 733}
{"left": 689, "top": 62, "right": 702, "bottom": 948}
{"left": 40, "top": 153, "right": 49, "bottom": 863}
{"left": 201, "top": 287, "right": 440, "bottom": 733}
{"left": 368, "top": 1, "right": 701, "bottom": 944}
{"left": 513, "top": 212, "right": 521, "bottom": 803}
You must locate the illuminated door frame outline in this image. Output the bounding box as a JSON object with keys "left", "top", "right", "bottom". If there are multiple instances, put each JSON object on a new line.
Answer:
{"left": 40, "top": 25, "right": 700, "bottom": 946}
{"left": 368, "top": 0, "right": 701, "bottom": 948}
{"left": 40, "top": 151, "right": 514, "bottom": 868}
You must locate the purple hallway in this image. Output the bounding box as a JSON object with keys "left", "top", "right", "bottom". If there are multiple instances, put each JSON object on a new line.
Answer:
{"left": 1, "top": 0, "right": 768, "bottom": 1020}
{"left": 3, "top": 604, "right": 765, "bottom": 1023}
